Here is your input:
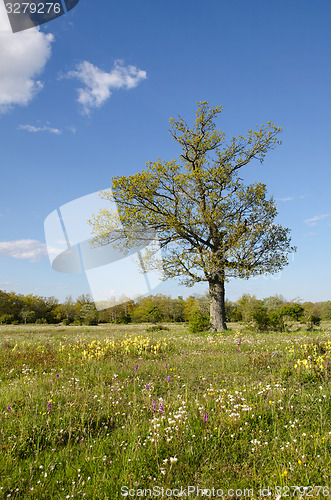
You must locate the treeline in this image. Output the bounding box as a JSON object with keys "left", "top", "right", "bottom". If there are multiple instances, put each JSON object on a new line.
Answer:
{"left": 0, "top": 289, "right": 330, "bottom": 328}
{"left": 0, "top": 291, "right": 209, "bottom": 326}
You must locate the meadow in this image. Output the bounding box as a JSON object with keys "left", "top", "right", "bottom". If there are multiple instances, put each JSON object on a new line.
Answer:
{"left": 0, "top": 322, "right": 330, "bottom": 499}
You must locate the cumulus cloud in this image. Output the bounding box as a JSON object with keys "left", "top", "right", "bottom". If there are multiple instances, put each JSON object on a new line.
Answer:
{"left": 0, "top": 239, "right": 48, "bottom": 262}
{"left": 66, "top": 60, "right": 147, "bottom": 115}
{"left": 304, "top": 214, "right": 331, "bottom": 226}
{"left": 18, "top": 124, "right": 62, "bottom": 135}
{"left": 0, "top": 3, "right": 54, "bottom": 112}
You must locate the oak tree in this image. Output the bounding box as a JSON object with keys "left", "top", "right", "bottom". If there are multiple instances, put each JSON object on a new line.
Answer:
{"left": 90, "top": 102, "right": 295, "bottom": 331}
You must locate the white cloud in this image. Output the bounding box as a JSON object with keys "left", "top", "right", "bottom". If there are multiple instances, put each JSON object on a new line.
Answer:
{"left": 0, "top": 5, "right": 54, "bottom": 112}
{"left": 17, "top": 125, "right": 62, "bottom": 135}
{"left": 0, "top": 239, "right": 48, "bottom": 262}
{"left": 277, "top": 196, "right": 294, "bottom": 202}
{"left": 66, "top": 60, "right": 147, "bottom": 115}
{"left": 66, "top": 125, "right": 77, "bottom": 134}
{"left": 304, "top": 232, "right": 318, "bottom": 237}
{"left": 304, "top": 214, "right": 331, "bottom": 226}
{"left": 18, "top": 124, "right": 62, "bottom": 135}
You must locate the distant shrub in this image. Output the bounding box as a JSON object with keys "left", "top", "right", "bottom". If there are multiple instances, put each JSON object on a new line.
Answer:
{"left": 306, "top": 313, "right": 321, "bottom": 330}
{"left": 188, "top": 310, "right": 211, "bottom": 333}
{"left": 0, "top": 314, "right": 14, "bottom": 324}
{"left": 35, "top": 318, "right": 47, "bottom": 324}
{"left": 80, "top": 304, "right": 99, "bottom": 326}
{"left": 251, "top": 304, "right": 284, "bottom": 332}
{"left": 146, "top": 325, "right": 170, "bottom": 333}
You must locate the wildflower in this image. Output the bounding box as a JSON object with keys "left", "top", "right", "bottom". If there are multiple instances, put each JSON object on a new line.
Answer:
{"left": 152, "top": 400, "right": 156, "bottom": 413}
{"left": 56, "top": 374, "right": 59, "bottom": 377}
{"left": 238, "top": 339, "right": 242, "bottom": 346}
{"left": 159, "top": 402, "right": 164, "bottom": 414}
{"left": 135, "top": 364, "right": 138, "bottom": 373}
{"left": 185, "top": 350, "right": 187, "bottom": 355}
{"left": 47, "top": 401, "right": 52, "bottom": 411}
{"left": 146, "top": 384, "right": 150, "bottom": 390}
{"left": 170, "top": 456, "right": 178, "bottom": 463}
{"left": 7, "top": 406, "right": 11, "bottom": 411}
{"left": 167, "top": 375, "right": 170, "bottom": 383}
{"left": 204, "top": 413, "right": 208, "bottom": 423}
{"left": 165, "top": 364, "right": 168, "bottom": 369}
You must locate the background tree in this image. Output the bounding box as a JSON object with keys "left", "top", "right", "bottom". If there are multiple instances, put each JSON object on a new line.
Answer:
{"left": 88, "top": 104, "right": 295, "bottom": 330}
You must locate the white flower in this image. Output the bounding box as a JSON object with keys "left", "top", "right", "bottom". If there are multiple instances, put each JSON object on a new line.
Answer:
{"left": 170, "top": 456, "right": 178, "bottom": 463}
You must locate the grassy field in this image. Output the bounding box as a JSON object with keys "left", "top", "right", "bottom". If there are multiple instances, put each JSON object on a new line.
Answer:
{"left": 0, "top": 323, "right": 330, "bottom": 499}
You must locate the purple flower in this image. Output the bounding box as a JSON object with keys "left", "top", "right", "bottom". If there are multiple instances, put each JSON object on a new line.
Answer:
{"left": 47, "top": 401, "right": 52, "bottom": 411}
{"left": 159, "top": 402, "right": 164, "bottom": 414}
{"left": 56, "top": 374, "right": 59, "bottom": 378}
{"left": 135, "top": 364, "right": 138, "bottom": 373}
{"left": 146, "top": 384, "right": 150, "bottom": 390}
{"left": 238, "top": 339, "right": 242, "bottom": 346}
{"left": 185, "top": 350, "right": 187, "bottom": 355}
{"left": 165, "top": 364, "right": 168, "bottom": 369}
{"left": 7, "top": 406, "right": 11, "bottom": 411}
{"left": 204, "top": 413, "right": 208, "bottom": 423}
{"left": 238, "top": 349, "right": 241, "bottom": 353}
{"left": 167, "top": 375, "right": 170, "bottom": 383}
{"left": 152, "top": 400, "right": 156, "bottom": 413}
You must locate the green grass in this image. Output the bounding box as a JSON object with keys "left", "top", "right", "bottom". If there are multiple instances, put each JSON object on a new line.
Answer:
{"left": 0, "top": 323, "right": 330, "bottom": 499}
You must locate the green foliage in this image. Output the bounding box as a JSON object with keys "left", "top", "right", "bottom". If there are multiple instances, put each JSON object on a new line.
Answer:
{"left": 306, "top": 313, "right": 321, "bottom": 330}
{"left": 188, "top": 310, "right": 211, "bottom": 333}
{"left": 0, "top": 314, "right": 14, "bottom": 324}
{"left": 279, "top": 303, "right": 305, "bottom": 321}
{"left": 80, "top": 304, "right": 99, "bottom": 326}
{"left": 146, "top": 324, "right": 170, "bottom": 332}
{"left": 251, "top": 302, "right": 284, "bottom": 332}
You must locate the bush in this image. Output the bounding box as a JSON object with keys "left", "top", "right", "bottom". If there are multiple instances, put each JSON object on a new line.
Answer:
{"left": 306, "top": 313, "right": 321, "bottom": 330}
{"left": 146, "top": 325, "right": 170, "bottom": 333}
{"left": 35, "top": 318, "right": 47, "bottom": 324}
{"left": 251, "top": 305, "right": 284, "bottom": 332}
{"left": 251, "top": 305, "right": 270, "bottom": 332}
{"left": 0, "top": 314, "right": 14, "bottom": 324}
{"left": 188, "top": 310, "right": 211, "bottom": 333}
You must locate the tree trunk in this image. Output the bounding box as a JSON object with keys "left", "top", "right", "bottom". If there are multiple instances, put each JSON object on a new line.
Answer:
{"left": 209, "top": 277, "right": 227, "bottom": 331}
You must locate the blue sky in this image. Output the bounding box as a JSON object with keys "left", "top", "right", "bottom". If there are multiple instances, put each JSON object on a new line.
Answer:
{"left": 0, "top": 0, "right": 331, "bottom": 304}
